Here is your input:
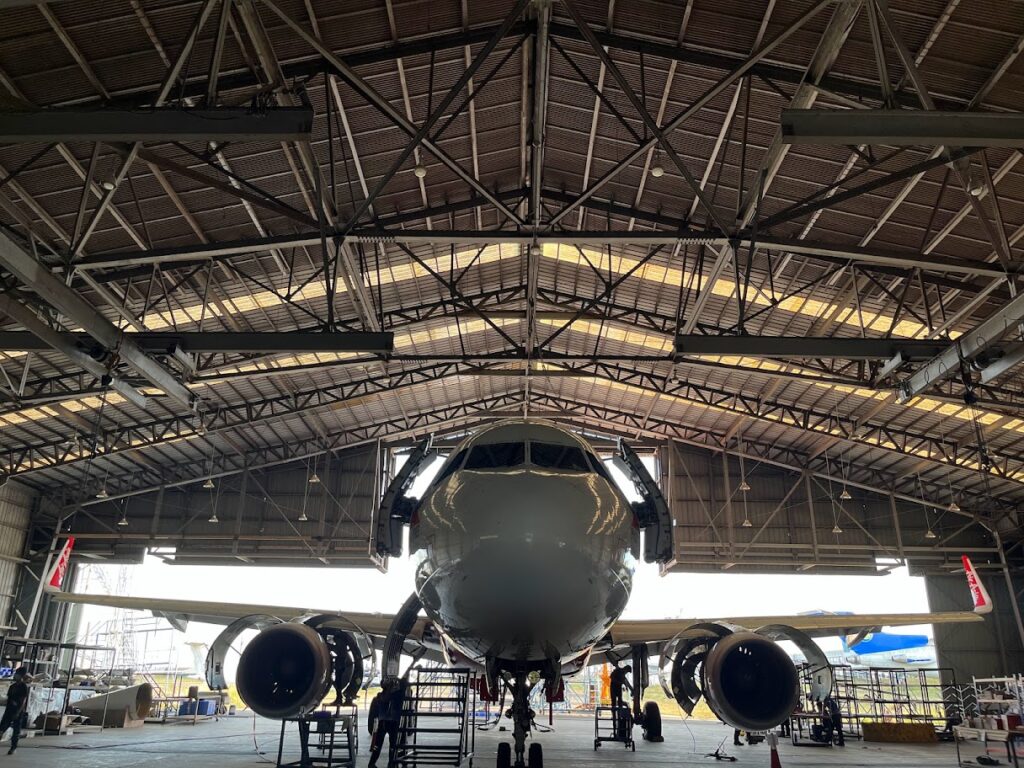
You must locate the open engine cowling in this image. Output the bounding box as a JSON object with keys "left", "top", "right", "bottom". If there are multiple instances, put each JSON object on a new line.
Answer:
{"left": 659, "top": 622, "right": 831, "bottom": 732}
{"left": 236, "top": 623, "right": 333, "bottom": 719}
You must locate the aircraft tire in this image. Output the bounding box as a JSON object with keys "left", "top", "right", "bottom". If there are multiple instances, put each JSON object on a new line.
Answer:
{"left": 528, "top": 742, "right": 543, "bottom": 768}
{"left": 642, "top": 702, "right": 663, "bottom": 742}
{"left": 497, "top": 742, "right": 511, "bottom": 768}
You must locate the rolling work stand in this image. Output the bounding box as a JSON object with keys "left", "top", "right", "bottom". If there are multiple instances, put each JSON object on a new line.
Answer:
{"left": 594, "top": 706, "right": 635, "bottom": 751}
{"left": 277, "top": 707, "right": 357, "bottom": 768}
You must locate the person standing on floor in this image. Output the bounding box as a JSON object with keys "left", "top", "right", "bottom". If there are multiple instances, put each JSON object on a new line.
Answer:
{"left": 368, "top": 678, "right": 406, "bottom": 768}
{"left": 0, "top": 669, "right": 30, "bottom": 755}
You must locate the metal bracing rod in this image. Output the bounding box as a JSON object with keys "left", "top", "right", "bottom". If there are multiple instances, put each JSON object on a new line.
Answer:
{"left": 737, "top": 0, "right": 862, "bottom": 227}
{"left": 560, "top": 0, "right": 730, "bottom": 236}
{"left": 206, "top": 0, "right": 233, "bottom": 105}
{"left": 71, "top": 0, "right": 222, "bottom": 259}
{"left": 548, "top": 0, "right": 834, "bottom": 228}
{"left": 873, "top": 0, "right": 1015, "bottom": 270}
{"left": 758, "top": 146, "right": 978, "bottom": 230}
{"left": 529, "top": 0, "right": 551, "bottom": 229}
{"left": 257, "top": 0, "right": 524, "bottom": 226}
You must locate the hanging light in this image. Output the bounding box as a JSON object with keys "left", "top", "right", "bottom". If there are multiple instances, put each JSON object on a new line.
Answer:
{"left": 741, "top": 518, "right": 753, "bottom": 528}
{"left": 924, "top": 529, "right": 937, "bottom": 540}
{"left": 832, "top": 523, "right": 843, "bottom": 535}
{"left": 839, "top": 487, "right": 852, "bottom": 501}
{"left": 202, "top": 477, "right": 215, "bottom": 489}
{"left": 117, "top": 513, "right": 129, "bottom": 527}
{"left": 96, "top": 486, "right": 109, "bottom": 499}
{"left": 650, "top": 164, "right": 665, "bottom": 178}
{"left": 308, "top": 472, "right": 321, "bottom": 485}
{"left": 413, "top": 164, "right": 427, "bottom": 179}
{"left": 298, "top": 511, "right": 309, "bottom": 522}
{"left": 529, "top": 243, "right": 542, "bottom": 257}
{"left": 100, "top": 180, "right": 116, "bottom": 192}
{"left": 208, "top": 509, "right": 220, "bottom": 523}
{"left": 948, "top": 500, "right": 961, "bottom": 513}
{"left": 738, "top": 479, "right": 751, "bottom": 492}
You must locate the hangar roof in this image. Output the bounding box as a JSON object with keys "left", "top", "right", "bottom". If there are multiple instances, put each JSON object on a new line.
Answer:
{"left": 0, "top": 0, "right": 1021, "bottom": 538}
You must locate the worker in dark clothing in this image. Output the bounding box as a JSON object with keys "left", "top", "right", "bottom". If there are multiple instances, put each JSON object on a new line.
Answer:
{"left": 609, "top": 664, "right": 633, "bottom": 737}
{"left": 0, "top": 669, "right": 29, "bottom": 755}
{"left": 733, "top": 728, "right": 744, "bottom": 746}
{"left": 822, "top": 696, "right": 845, "bottom": 747}
{"left": 368, "top": 678, "right": 405, "bottom": 768}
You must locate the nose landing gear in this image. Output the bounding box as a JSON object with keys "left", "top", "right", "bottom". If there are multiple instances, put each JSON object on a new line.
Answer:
{"left": 496, "top": 671, "right": 542, "bottom": 768}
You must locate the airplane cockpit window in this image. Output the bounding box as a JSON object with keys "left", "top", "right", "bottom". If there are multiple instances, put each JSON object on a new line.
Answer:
{"left": 530, "top": 442, "right": 590, "bottom": 472}
{"left": 587, "top": 453, "right": 613, "bottom": 481}
{"left": 430, "top": 448, "right": 468, "bottom": 489}
{"left": 463, "top": 442, "right": 526, "bottom": 470}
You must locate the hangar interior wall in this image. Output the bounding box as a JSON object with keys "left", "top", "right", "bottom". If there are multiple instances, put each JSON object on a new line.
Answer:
{"left": 927, "top": 572, "right": 1024, "bottom": 682}
{"left": 0, "top": 481, "right": 31, "bottom": 630}
{"left": 661, "top": 440, "right": 995, "bottom": 575}
{"left": 63, "top": 446, "right": 383, "bottom": 567}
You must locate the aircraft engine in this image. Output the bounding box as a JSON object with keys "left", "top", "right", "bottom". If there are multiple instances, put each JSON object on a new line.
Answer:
{"left": 660, "top": 622, "right": 831, "bottom": 732}
{"left": 235, "top": 623, "right": 333, "bottom": 719}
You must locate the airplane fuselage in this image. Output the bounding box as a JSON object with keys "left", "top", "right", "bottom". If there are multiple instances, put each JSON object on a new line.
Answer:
{"left": 410, "top": 421, "right": 637, "bottom": 667}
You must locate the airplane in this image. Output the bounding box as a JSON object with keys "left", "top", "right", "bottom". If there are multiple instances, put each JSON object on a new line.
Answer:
{"left": 47, "top": 419, "right": 992, "bottom": 768}
{"left": 790, "top": 612, "right": 937, "bottom": 668}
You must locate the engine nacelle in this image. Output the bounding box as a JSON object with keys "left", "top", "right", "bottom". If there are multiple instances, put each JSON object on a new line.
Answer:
{"left": 660, "top": 623, "right": 830, "bottom": 733}
{"left": 702, "top": 632, "right": 799, "bottom": 732}
{"left": 236, "top": 623, "right": 332, "bottom": 719}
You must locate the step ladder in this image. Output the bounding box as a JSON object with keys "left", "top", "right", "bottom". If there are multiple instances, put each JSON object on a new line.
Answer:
{"left": 394, "top": 667, "right": 475, "bottom": 768}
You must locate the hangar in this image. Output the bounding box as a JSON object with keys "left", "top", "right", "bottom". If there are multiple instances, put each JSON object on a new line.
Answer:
{"left": 0, "top": 0, "right": 1021, "bottom": 765}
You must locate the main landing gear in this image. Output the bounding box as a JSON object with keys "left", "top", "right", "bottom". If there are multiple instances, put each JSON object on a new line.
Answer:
{"left": 496, "top": 671, "right": 541, "bottom": 768}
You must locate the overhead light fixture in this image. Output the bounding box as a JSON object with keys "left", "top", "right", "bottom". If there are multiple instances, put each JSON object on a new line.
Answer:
{"left": 832, "top": 524, "right": 843, "bottom": 535}
{"left": 413, "top": 164, "right": 427, "bottom": 179}
{"left": 650, "top": 164, "right": 665, "bottom": 178}
{"left": 202, "top": 478, "right": 215, "bottom": 489}
{"left": 839, "top": 488, "right": 852, "bottom": 501}
{"left": 529, "top": 244, "right": 542, "bottom": 257}
{"left": 100, "top": 180, "right": 116, "bottom": 192}
{"left": 208, "top": 512, "right": 219, "bottom": 524}
{"left": 925, "top": 529, "right": 937, "bottom": 540}
{"left": 298, "top": 511, "right": 309, "bottom": 522}
{"left": 308, "top": 472, "right": 320, "bottom": 485}
{"left": 117, "top": 514, "right": 129, "bottom": 527}
{"left": 948, "top": 500, "right": 961, "bottom": 513}
{"left": 96, "top": 486, "right": 109, "bottom": 499}
{"left": 741, "top": 518, "right": 753, "bottom": 528}
{"left": 738, "top": 480, "right": 751, "bottom": 492}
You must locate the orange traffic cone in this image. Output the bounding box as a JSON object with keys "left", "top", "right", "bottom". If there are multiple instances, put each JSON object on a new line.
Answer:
{"left": 767, "top": 732, "right": 782, "bottom": 768}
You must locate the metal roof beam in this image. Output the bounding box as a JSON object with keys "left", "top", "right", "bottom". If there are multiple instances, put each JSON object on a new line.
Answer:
{"left": 782, "top": 109, "right": 1024, "bottom": 148}
{"left": 674, "top": 335, "right": 953, "bottom": 360}
{"left": 899, "top": 290, "right": 1024, "bottom": 401}
{"left": 0, "top": 330, "right": 394, "bottom": 355}
{"left": 72, "top": 229, "right": 1007, "bottom": 278}
{"left": 0, "top": 230, "right": 195, "bottom": 408}
{"left": 0, "top": 107, "right": 313, "bottom": 143}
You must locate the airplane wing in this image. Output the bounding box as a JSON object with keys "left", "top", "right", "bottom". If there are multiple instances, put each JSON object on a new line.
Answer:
{"left": 609, "top": 609, "right": 982, "bottom": 646}
{"left": 50, "top": 590, "right": 422, "bottom": 637}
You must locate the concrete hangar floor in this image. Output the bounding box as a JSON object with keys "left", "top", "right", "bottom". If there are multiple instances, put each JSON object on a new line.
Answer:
{"left": 4, "top": 712, "right": 962, "bottom": 768}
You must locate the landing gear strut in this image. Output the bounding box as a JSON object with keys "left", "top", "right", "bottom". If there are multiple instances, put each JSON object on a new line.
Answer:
{"left": 505, "top": 671, "right": 535, "bottom": 767}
